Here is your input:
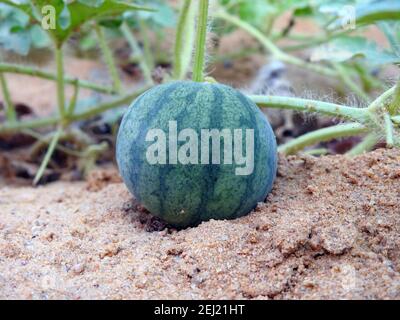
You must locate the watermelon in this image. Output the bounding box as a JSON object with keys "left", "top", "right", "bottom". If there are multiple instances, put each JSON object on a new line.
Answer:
{"left": 116, "top": 81, "right": 277, "bottom": 228}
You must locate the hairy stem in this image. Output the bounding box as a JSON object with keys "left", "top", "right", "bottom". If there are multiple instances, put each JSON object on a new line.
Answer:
{"left": 139, "top": 19, "right": 155, "bottom": 74}
{"left": 67, "top": 79, "right": 80, "bottom": 117}
{"left": 278, "top": 123, "right": 368, "bottom": 155}
{"left": 0, "top": 63, "right": 115, "bottom": 94}
{"left": 0, "top": 85, "right": 150, "bottom": 133}
{"left": 23, "top": 129, "right": 83, "bottom": 158}
{"left": 55, "top": 46, "right": 66, "bottom": 118}
{"left": 368, "top": 85, "right": 396, "bottom": 112}
{"left": 384, "top": 113, "right": 394, "bottom": 147}
{"left": 215, "top": 9, "right": 338, "bottom": 78}
{"left": 69, "top": 85, "right": 150, "bottom": 121}
{"left": 33, "top": 126, "right": 62, "bottom": 186}
{"left": 346, "top": 133, "right": 379, "bottom": 156}
{"left": 0, "top": 72, "right": 16, "bottom": 121}
{"left": 121, "top": 23, "right": 153, "bottom": 85}
{"left": 0, "top": 117, "right": 59, "bottom": 133}
{"left": 192, "top": 0, "right": 209, "bottom": 82}
{"left": 281, "top": 30, "right": 352, "bottom": 51}
{"left": 388, "top": 79, "right": 400, "bottom": 115}
{"left": 174, "top": 0, "right": 196, "bottom": 80}
{"left": 332, "top": 62, "right": 370, "bottom": 103}
{"left": 95, "top": 23, "right": 123, "bottom": 94}
{"left": 392, "top": 115, "right": 400, "bottom": 124}
{"left": 249, "top": 95, "right": 369, "bottom": 123}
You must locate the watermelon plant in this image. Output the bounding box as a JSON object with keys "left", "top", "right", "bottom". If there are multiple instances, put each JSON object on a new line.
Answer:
{"left": 0, "top": 0, "right": 399, "bottom": 225}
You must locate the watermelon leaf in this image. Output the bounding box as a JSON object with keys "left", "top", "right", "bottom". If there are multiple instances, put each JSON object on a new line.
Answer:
{"left": 0, "top": 0, "right": 155, "bottom": 46}
{"left": 356, "top": 0, "right": 400, "bottom": 25}
{"left": 310, "top": 35, "right": 400, "bottom": 66}
{"left": 33, "top": 0, "right": 154, "bottom": 46}
{"left": 0, "top": 2, "right": 49, "bottom": 55}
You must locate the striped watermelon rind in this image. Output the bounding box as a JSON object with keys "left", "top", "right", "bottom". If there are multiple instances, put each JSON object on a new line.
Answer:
{"left": 116, "top": 81, "right": 277, "bottom": 227}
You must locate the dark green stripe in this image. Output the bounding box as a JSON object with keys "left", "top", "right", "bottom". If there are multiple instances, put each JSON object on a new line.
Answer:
{"left": 158, "top": 83, "right": 203, "bottom": 221}
{"left": 129, "top": 82, "right": 183, "bottom": 208}
{"left": 197, "top": 84, "right": 224, "bottom": 224}
{"left": 230, "top": 90, "right": 260, "bottom": 217}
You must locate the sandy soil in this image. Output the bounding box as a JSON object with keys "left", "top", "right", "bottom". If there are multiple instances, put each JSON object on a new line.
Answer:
{"left": 0, "top": 148, "right": 399, "bottom": 300}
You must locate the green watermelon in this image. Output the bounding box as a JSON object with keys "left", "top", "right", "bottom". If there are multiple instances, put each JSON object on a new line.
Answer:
{"left": 116, "top": 81, "right": 277, "bottom": 228}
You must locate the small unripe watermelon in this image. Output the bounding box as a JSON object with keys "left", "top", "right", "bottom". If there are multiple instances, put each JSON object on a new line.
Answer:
{"left": 116, "top": 81, "right": 277, "bottom": 228}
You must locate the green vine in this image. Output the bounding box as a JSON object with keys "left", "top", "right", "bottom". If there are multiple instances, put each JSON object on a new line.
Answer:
{"left": 173, "top": 0, "right": 196, "bottom": 80}
{"left": 95, "top": 23, "right": 123, "bottom": 94}
{"left": 0, "top": 72, "right": 16, "bottom": 122}
{"left": 192, "top": 0, "right": 209, "bottom": 82}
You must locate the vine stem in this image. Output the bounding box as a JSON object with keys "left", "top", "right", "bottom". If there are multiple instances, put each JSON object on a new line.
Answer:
{"left": 215, "top": 9, "right": 338, "bottom": 78}
{"left": 0, "top": 63, "right": 115, "bottom": 94}
{"left": 388, "top": 79, "right": 400, "bottom": 115}
{"left": 332, "top": 62, "right": 370, "bottom": 103}
{"left": 139, "top": 20, "right": 155, "bottom": 74}
{"left": 346, "top": 133, "right": 380, "bottom": 156}
{"left": 95, "top": 23, "right": 123, "bottom": 94}
{"left": 384, "top": 113, "right": 394, "bottom": 147}
{"left": 55, "top": 46, "right": 66, "bottom": 118}
{"left": 192, "top": 0, "right": 209, "bottom": 82}
{"left": 392, "top": 115, "right": 400, "bottom": 124}
{"left": 278, "top": 123, "right": 368, "bottom": 155}
{"left": 33, "top": 126, "right": 62, "bottom": 186}
{"left": 67, "top": 79, "right": 80, "bottom": 116}
{"left": 121, "top": 23, "right": 153, "bottom": 85}
{"left": 173, "top": 0, "right": 196, "bottom": 80}
{"left": 0, "top": 72, "right": 16, "bottom": 121}
{"left": 68, "top": 85, "right": 150, "bottom": 121}
{"left": 249, "top": 95, "right": 369, "bottom": 123}
{"left": 0, "top": 85, "right": 151, "bottom": 133}
{"left": 368, "top": 85, "right": 396, "bottom": 111}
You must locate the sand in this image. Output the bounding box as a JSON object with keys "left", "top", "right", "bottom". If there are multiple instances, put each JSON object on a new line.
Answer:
{"left": 0, "top": 148, "right": 399, "bottom": 300}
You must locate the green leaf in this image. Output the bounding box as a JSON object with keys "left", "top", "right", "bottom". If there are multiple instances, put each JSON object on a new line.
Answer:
{"left": 310, "top": 35, "right": 400, "bottom": 66}
{"left": 30, "top": 23, "right": 50, "bottom": 48}
{"left": 356, "top": 0, "right": 400, "bottom": 25}
{"left": 0, "top": 3, "right": 31, "bottom": 54}
{"left": 78, "top": 0, "right": 105, "bottom": 7}
{"left": 13, "top": 0, "right": 154, "bottom": 46}
{"left": 378, "top": 21, "right": 400, "bottom": 56}
{"left": 0, "top": 0, "right": 38, "bottom": 18}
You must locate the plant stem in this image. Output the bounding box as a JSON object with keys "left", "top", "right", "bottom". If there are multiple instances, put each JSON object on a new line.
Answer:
{"left": 0, "top": 85, "right": 151, "bottom": 133}
{"left": 69, "top": 85, "right": 150, "bottom": 121}
{"left": 139, "top": 19, "right": 155, "bottom": 73}
{"left": 95, "top": 23, "right": 123, "bottom": 94}
{"left": 192, "top": 0, "right": 209, "bottom": 82}
{"left": 33, "top": 126, "right": 62, "bottom": 186}
{"left": 23, "top": 129, "right": 83, "bottom": 158}
{"left": 384, "top": 113, "right": 394, "bottom": 147}
{"left": 55, "top": 45, "right": 66, "bottom": 118}
{"left": 0, "top": 117, "right": 59, "bottom": 133}
{"left": 0, "top": 72, "right": 16, "bottom": 121}
{"left": 332, "top": 62, "right": 370, "bottom": 103}
{"left": 215, "top": 9, "right": 338, "bottom": 78}
{"left": 249, "top": 95, "right": 369, "bottom": 123}
{"left": 346, "top": 133, "right": 379, "bottom": 156}
{"left": 392, "top": 115, "right": 400, "bottom": 124}
{"left": 368, "top": 85, "right": 396, "bottom": 111}
{"left": 303, "top": 148, "right": 329, "bottom": 156}
{"left": 0, "top": 63, "right": 115, "bottom": 94}
{"left": 388, "top": 79, "right": 400, "bottom": 115}
{"left": 278, "top": 123, "right": 367, "bottom": 155}
{"left": 121, "top": 23, "right": 153, "bottom": 85}
{"left": 281, "top": 30, "right": 352, "bottom": 51}
{"left": 173, "top": 0, "right": 196, "bottom": 80}
{"left": 67, "top": 79, "right": 80, "bottom": 116}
